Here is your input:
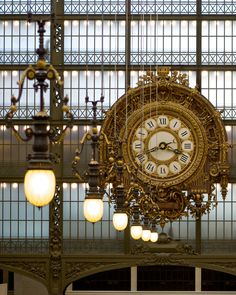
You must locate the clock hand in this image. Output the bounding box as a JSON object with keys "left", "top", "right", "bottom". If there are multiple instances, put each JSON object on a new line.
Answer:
{"left": 146, "top": 146, "right": 159, "bottom": 154}
{"left": 137, "top": 146, "right": 159, "bottom": 157}
{"left": 166, "top": 146, "right": 183, "bottom": 154}
{"left": 165, "top": 139, "right": 176, "bottom": 146}
{"left": 159, "top": 140, "right": 176, "bottom": 150}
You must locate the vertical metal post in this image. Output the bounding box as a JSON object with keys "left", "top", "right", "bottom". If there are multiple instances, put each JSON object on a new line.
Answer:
{"left": 124, "top": 0, "right": 132, "bottom": 254}
{"left": 196, "top": 0, "right": 202, "bottom": 91}
{"left": 48, "top": 1, "right": 64, "bottom": 295}
{"left": 195, "top": 0, "right": 202, "bottom": 255}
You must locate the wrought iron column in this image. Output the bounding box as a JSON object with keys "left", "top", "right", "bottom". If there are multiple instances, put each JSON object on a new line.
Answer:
{"left": 49, "top": 0, "right": 65, "bottom": 294}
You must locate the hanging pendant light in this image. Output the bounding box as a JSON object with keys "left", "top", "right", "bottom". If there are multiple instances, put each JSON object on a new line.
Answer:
{"left": 112, "top": 185, "right": 128, "bottom": 231}
{"left": 83, "top": 160, "right": 104, "bottom": 223}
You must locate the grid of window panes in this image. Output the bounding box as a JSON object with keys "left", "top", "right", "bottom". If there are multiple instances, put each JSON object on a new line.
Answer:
{"left": 0, "top": 126, "right": 32, "bottom": 180}
{"left": 0, "top": 21, "right": 50, "bottom": 64}
{"left": 201, "top": 71, "right": 236, "bottom": 120}
{"left": 202, "top": 183, "right": 236, "bottom": 251}
{"left": 63, "top": 70, "right": 126, "bottom": 116}
{"left": 202, "top": 21, "right": 236, "bottom": 65}
{"left": 0, "top": 71, "right": 50, "bottom": 118}
{"left": 63, "top": 183, "right": 124, "bottom": 253}
{"left": 0, "top": 1, "right": 51, "bottom": 14}
{"left": 64, "top": 20, "right": 126, "bottom": 65}
{"left": 130, "top": 20, "right": 196, "bottom": 65}
{"left": 0, "top": 183, "right": 49, "bottom": 253}
{"left": 63, "top": 125, "right": 92, "bottom": 177}
{"left": 162, "top": 215, "right": 196, "bottom": 242}
{"left": 1, "top": 0, "right": 236, "bottom": 251}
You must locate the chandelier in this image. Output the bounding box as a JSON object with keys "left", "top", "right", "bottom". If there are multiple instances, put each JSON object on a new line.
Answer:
{"left": 5, "top": 20, "right": 73, "bottom": 207}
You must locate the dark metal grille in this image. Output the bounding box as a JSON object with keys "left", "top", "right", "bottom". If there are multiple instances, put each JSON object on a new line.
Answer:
{"left": 130, "top": 20, "right": 196, "bottom": 66}
{"left": 0, "top": 1, "right": 51, "bottom": 14}
{"left": 131, "top": 1, "right": 196, "bottom": 15}
{"left": 64, "top": 1, "right": 126, "bottom": 14}
{"left": 0, "top": 21, "right": 51, "bottom": 65}
{"left": 64, "top": 1, "right": 197, "bottom": 15}
{"left": 0, "top": 183, "right": 49, "bottom": 254}
{"left": 202, "top": 1, "right": 236, "bottom": 14}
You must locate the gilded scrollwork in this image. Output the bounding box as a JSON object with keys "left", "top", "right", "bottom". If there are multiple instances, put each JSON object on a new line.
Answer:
{"left": 100, "top": 67, "right": 229, "bottom": 226}
{"left": 3, "top": 261, "right": 47, "bottom": 280}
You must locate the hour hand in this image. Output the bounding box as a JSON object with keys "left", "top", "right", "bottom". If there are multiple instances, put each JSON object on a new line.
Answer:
{"left": 146, "top": 146, "right": 159, "bottom": 154}
{"left": 166, "top": 146, "right": 183, "bottom": 154}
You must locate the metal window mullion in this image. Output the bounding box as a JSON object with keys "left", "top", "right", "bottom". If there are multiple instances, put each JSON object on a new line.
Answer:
{"left": 145, "top": 18, "right": 148, "bottom": 67}
{"left": 215, "top": 185, "right": 218, "bottom": 239}
{"left": 162, "top": 20, "right": 164, "bottom": 66}
{"left": 34, "top": 23, "right": 36, "bottom": 109}
{"left": 9, "top": 184, "right": 12, "bottom": 240}
{"left": 2, "top": 186, "right": 4, "bottom": 237}
{"left": 25, "top": 188, "right": 27, "bottom": 240}
{"left": 41, "top": 194, "right": 43, "bottom": 240}
{"left": 109, "top": 20, "right": 112, "bottom": 107}
{"left": 16, "top": 185, "right": 20, "bottom": 240}
{"left": 231, "top": 184, "right": 234, "bottom": 239}
{"left": 33, "top": 193, "right": 35, "bottom": 239}
{"left": 125, "top": 0, "right": 131, "bottom": 90}
{"left": 69, "top": 184, "right": 72, "bottom": 240}
{"left": 196, "top": 0, "right": 202, "bottom": 91}
{"left": 70, "top": 21, "right": 73, "bottom": 71}
{"left": 77, "top": 183, "right": 79, "bottom": 239}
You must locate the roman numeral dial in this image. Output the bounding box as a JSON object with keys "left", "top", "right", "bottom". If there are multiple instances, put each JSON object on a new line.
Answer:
{"left": 131, "top": 114, "right": 195, "bottom": 179}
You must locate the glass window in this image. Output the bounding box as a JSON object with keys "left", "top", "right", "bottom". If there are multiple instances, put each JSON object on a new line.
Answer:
{"left": 131, "top": 20, "right": 196, "bottom": 65}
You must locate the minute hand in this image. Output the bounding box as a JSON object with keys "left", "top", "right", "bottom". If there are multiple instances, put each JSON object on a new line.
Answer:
{"left": 166, "top": 146, "right": 183, "bottom": 154}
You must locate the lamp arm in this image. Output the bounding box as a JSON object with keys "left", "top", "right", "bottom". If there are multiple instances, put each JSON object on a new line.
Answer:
{"left": 100, "top": 131, "right": 110, "bottom": 145}
{"left": 5, "top": 66, "right": 36, "bottom": 122}
{"left": 5, "top": 125, "right": 34, "bottom": 143}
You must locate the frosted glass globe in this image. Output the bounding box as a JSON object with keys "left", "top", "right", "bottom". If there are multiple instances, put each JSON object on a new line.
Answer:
{"left": 24, "top": 169, "right": 56, "bottom": 207}
{"left": 150, "top": 232, "right": 159, "bottom": 243}
{"left": 142, "top": 229, "right": 151, "bottom": 242}
{"left": 83, "top": 198, "right": 104, "bottom": 223}
{"left": 130, "top": 225, "right": 142, "bottom": 240}
{"left": 113, "top": 212, "right": 128, "bottom": 231}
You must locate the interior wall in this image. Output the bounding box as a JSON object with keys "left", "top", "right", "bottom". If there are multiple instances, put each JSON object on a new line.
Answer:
{"left": 14, "top": 273, "right": 48, "bottom": 295}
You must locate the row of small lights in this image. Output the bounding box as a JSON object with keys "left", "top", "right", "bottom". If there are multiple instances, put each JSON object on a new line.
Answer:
{"left": 0, "top": 125, "right": 94, "bottom": 132}
{"left": 3, "top": 20, "right": 233, "bottom": 28}
{"left": 0, "top": 181, "right": 159, "bottom": 242}
{"left": 3, "top": 70, "right": 235, "bottom": 79}
{"left": 0, "top": 125, "right": 233, "bottom": 132}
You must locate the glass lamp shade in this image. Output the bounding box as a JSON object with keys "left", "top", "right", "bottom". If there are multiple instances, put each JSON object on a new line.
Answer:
{"left": 142, "top": 229, "right": 151, "bottom": 242}
{"left": 24, "top": 169, "right": 56, "bottom": 207}
{"left": 113, "top": 212, "right": 128, "bottom": 231}
{"left": 83, "top": 198, "right": 104, "bottom": 223}
{"left": 150, "top": 232, "right": 159, "bottom": 243}
{"left": 130, "top": 225, "right": 142, "bottom": 240}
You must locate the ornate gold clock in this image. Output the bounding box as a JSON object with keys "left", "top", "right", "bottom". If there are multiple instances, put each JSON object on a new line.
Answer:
{"left": 99, "top": 68, "right": 229, "bottom": 225}
{"left": 122, "top": 102, "right": 207, "bottom": 188}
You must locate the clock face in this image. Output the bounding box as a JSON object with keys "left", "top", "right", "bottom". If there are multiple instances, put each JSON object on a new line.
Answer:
{"left": 131, "top": 114, "right": 195, "bottom": 179}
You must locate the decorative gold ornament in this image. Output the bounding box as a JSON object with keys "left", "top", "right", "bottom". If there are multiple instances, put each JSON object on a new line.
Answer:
{"left": 100, "top": 68, "right": 229, "bottom": 227}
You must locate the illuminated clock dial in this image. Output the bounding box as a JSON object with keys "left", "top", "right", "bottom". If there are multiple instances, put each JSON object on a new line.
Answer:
{"left": 131, "top": 115, "right": 195, "bottom": 179}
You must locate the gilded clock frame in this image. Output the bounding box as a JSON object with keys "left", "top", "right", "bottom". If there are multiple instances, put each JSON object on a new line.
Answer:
{"left": 120, "top": 101, "right": 207, "bottom": 187}
{"left": 100, "top": 68, "right": 229, "bottom": 205}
